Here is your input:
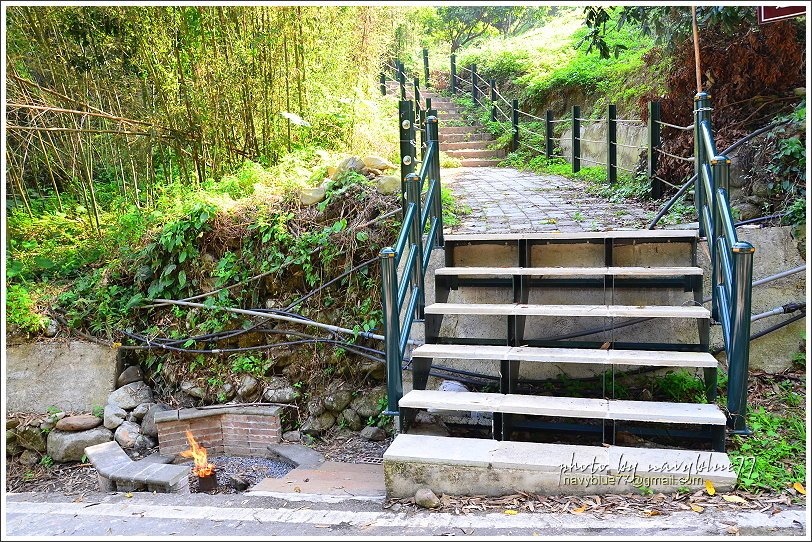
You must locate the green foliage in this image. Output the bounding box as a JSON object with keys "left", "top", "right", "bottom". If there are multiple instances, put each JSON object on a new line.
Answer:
{"left": 92, "top": 405, "right": 105, "bottom": 418}
{"left": 6, "top": 284, "right": 48, "bottom": 333}
{"left": 231, "top": 355, "right": 267, "bottom": 376}
{"left": 440, "top": 187, "right": 471, "bottom": 227}
{"left": 40, "top": 455, "right": 54, "bottom": 468}
{"left": 783, "top": 197, "right": 806, "bottom": 227}
{"left": 652, "top": 370, "right": 707, "bottom": 403}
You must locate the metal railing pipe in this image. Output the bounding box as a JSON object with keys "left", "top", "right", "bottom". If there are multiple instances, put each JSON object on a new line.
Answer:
{"left": 398, "top": 100, "right": 416, "bottom": 219}
{"left": 728, "top": 242, "right": 755, "bottom": 434}
{"left": 380, "top": 247, "right": 402, "bottom": 416}
{"left": 404, "top": 173, "right": 425, "bottom": 319}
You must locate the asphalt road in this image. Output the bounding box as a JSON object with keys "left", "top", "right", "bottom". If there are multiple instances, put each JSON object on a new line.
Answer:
{"left": 4, "top": 491, "right": 807, "bottom": 538}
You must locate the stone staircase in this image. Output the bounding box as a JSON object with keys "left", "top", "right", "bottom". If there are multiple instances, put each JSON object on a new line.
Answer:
{"left": 383, "top": 229, "right": 738, "bottom": 498}
{"left": 387, "top": 82, "right": 505, "bottom": 167}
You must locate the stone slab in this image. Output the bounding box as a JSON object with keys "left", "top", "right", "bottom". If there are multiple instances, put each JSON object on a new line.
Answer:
{"left": 5, "top": 340, "right": 116, "bottom": 413}
{"left": 249, "top": 462, "right": 385, "bottom": 498}
{"left": 266, "top": 443, "right": 325, "bottom": 469}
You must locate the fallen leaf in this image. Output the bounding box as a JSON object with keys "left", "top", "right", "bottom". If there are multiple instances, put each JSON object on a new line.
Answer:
{"left": 504, "top": 510, "right": 518, "bottom": 515}
{"left": 125, "top": 493, "right": 133, "bottom": 498}
{"left": 600, "top": 342, "right": 611, "bottom": 350}
{"left": 704, "top": 480, "right": 716, "bottom": 496}
{"left": 643, "top": 510, "right": 661, "bottom": 516}
{"left": 727, "top": 526, "right": 739, "bottom": 535}
{"left": 690, "top": 504, "right": 704, "bottom": 513}
{"left": 571, "top": 506, "right": 586, "bottom": 514}
{"left": 723, "top": 495, "right": 747, "bottom": 504}
{"left": 293, "top": 486, "right": 301, "bottom": 493}
{"left": 793, "top": 482, "right": 806, "bottom": 495}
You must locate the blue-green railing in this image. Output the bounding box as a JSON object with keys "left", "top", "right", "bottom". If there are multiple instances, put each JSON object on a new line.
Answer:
{"left": 380, "top": 101, "right": 443, "bottom": 416}
{"left": 693, "top": 91, "right": 755, "bottom": 434}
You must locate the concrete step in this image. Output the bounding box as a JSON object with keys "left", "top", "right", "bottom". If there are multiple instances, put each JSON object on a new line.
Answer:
{"left": 424, "top": 302, "right": 710, "bottom": 319}
{"left": 444, "top": 229, "right": 699, "bottom": 243}
{"left": 460, "top": 158, "right": 504, "bottom": 167}
{"left": 435, "top": 266, "right": 704, "bottom": 277}
{"left": 441, "top": 140, "right": 496, "bottom": 151}
{"left": 383, "top": 434, "right": 736, "bottom": 497}
{"left": 441, "top": 125, "right": 488, "bottom": 135}
{"left": 446, "top": 148, "right": 505, "bottom": 159}
{"left": 439, "top": 133, "right": 494, "bottom": 144}
{"left": 399, "top": 390, "right": 726, "bottom": 425}
{"left": 411, "top": 344, "right": 718, "bottom": 368}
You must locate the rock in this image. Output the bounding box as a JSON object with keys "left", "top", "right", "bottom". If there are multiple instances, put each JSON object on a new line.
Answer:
{"left": 107, "top": 381, "right": 153, "bottom": 410}
{"left": 362, "top": 156, "right": 396, "bottom": 171}
{"left": 300, "top": 412, "right": 335, "bottom": 436}
{"left": 141, "top": 403, "right": 171, "bottom": 439}
{"left": 126, "top": 413, "right": 138, "bottom": 423}
{"left": 6, "top": 430, "right": 22, "bottom": 456}
{"left": 375, "top": 175, "right": 400, "bottom": 195}
{"left": 735, "top": 202, "right": 762, "bottom": 221}
{"left": 19, "top": 449, "right": 40, "bottom": 467}
{"left": 415, "top": 487, "right": 440, "bottom": 509}
{"left": 40, "top": 411, "right": 65, "bottom": 431}
{"left": 263, "top": 378, "right": 298, "bottom": 404}
{"left": 410, "top": 411, "right": 450, "bottom": 437}
{"left": 308, "top": 399, "right": 326, "bottom": 417}
{"left": 334, "top": 156, "right": 365, "bottom": 176}
{"left": 350, "top": 386, "right": 386, "bottom": 418}
{"left": 229, "top": 474, "right": 250, "bottom": 491}
{"left": 218, "top": 383, "right": 236, "bottom": 402}
{"left": 117, "top": 365, "right": 144, "bottom": 387}
{"left": 180, "top": 381, "right": 207, "bottom": 400}
{"left": 103, "top": 404, "right": 127, "bottom": 430}
{"left": 55, "top": 415, "right": 102, "bottom": 432}
{"left": 299, "top": 186, "right": 326, "bottom": 205}
{"left": 282, "top": 430, "right": 301, "bottom": 442}
{"left": 16, "top": 425, "right": 47, "bottom": 453}
{"left": 360, "top": 360, "right": 386, "bottom": 381}
{"left": 43, "top": 318, "right": 58, "bottom": 338}
{"left": 131, "top": 402, "right": 154, "bottom": 421}
{"left": 326, "top": 166, "right": 337, "bottom": 178}
{"left": 363, "top": 167, "right": 383, "bottom": 177}
{"left": 359, "top": 425, "right": 386, "bottom": 442}
{"left": 236, "top": 374, "right": 260, "bottom": 401}
{"left": 46, "top": 427, "right": 113, "bottom": 462}
{"left": 6, "top": 419, "right": 21, "bottom": 430}
{"left": 751, "top": 180, "right": 770, "bottom": 199}
{"left": 323, "top": 387, "right": 353, "bottom": 413}
{"left": 134, "top": 435, "right": 157, "bottom": 454}
{"left": 338, "top": 408, "right": 364, "bottom": 431}
{"left": 114, "top": 421, "right": 142, "bottom": 449}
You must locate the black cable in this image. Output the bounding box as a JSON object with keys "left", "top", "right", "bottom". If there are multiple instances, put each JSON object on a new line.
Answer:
{"left": 710, "top": 312, "right": 806, "bottom": 355}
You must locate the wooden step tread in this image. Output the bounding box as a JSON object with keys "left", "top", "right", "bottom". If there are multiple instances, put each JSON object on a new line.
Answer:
{"left": 399, "top": 390, "right": 726, "bottom": 425}
{"left": 435, "top": 266, "right": 703, "bottom": 277}
{"left": 445, "top": 230, "right": 698, "bottom": 242}
{"left": 424, "top": 303, "right": 710, "bottom": 319}
{"left": 411, "top": 344, "right": 717, "bottom": 368}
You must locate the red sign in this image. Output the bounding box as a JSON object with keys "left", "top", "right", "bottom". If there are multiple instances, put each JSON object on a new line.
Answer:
{"left": 757, "top": 6, "right": 806, "bottom": 24}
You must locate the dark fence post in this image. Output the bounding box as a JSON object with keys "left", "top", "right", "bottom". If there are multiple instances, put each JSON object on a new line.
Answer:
{"left": 380, "top": 72, "right": 386, "bottom": 96}
{"left": 380, "top": 247, "right": 402, "bottom": 416}
{"left": 511, "top": 99, "right": 519, "bottom": 152}
{"left": 471, "top": 64, "right": 478, "bottom": 105}
{"left": 728, "top": 241, "right": 755, "bottom": 434}
{"left": 426, "top": 110, "right": 443, "bottom": 248}
{"left": 545, "top": 110, "right": 553, "bottom": 158}
{"left": 450, "top": 54, "right": 457, "bottom": 94}
{"left": 398, "top": 61, "right": 406, "bottom": 101}
{"left": 648, "top": 101, "right": 661, "bottom": 197}
{"left": 399, "top": 100, "right": 415, "bottom": 219}
{"left": 572, "top": 105, "right": 580, "bottom": 173}
{"left": 490, "top": 79, "right": 497, "bottom": 122}
{"left": 423, "top": 48, "right": 430, "bottom": 88}
{"left": 607, "top": 104, "right": 617, "bottom": 184}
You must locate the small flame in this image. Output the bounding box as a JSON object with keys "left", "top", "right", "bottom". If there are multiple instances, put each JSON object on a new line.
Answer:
{"left": 180, "top": 430, "right": 215, "bottom": 477}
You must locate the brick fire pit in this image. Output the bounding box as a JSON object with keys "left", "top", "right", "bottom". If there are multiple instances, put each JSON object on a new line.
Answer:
{"left": 154, "top": 405, "right": 282, "bottom": 457}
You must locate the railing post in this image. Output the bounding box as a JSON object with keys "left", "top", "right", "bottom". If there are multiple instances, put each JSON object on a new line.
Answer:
{"left": 398, "top": 61, "right": 406, "bottom": 101}
{"left": 545, "top": 110, "right": 553, "bottom": 158}
{"left": 710, "top": 155, "right": 730, "bottom": 321}
{"left": 398, "top": 100, "right": 415, "bottom": 219}
{"left": 728, "top": 241, "right": 755, "bottom": 434}
{"left": 450, "top": 54, "right": 457, "bottom": 94}
{"left": 404, "top": 173, "right": 425, "bottom": 320}
{"left": 471, "top": 64, "right": 478, "bottom": 105}
{"left": 490, "top": 79, "right": 497, "bottom": 122}
{"left": 380, "top": 248, "right": 402, "bottom": 416}
{"left": 423, "top": 48, "right": 430, "bottom": 88}
{"left": 414, "top": 77, "right": 422, "bottom": 157}
{"left": 426, "top": 111, "right": 443, "bottom": 248}
{"left": 694, "top": 92, "right": 712, "bottom": 238}
{"left": 607, "top": 103, "right": 617, "bottom": 184}
{"left": 380, "top": 72, "right": 386, "bottom": 96}
{"left": 572, "top": 105, "right": 581, "bottom": 173}
{"left": 511, "top": 99, "right": 519, "bottom": 152}
{"left": 648, "top": 101, "right": 661, "bottom": 197}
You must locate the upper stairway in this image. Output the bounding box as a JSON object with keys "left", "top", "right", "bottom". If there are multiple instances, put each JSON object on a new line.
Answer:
{"left": 383, "top": 229, "right": 737, "bottom": 498}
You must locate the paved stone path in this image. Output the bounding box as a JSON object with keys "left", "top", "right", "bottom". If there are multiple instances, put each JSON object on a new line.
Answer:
{"left": 443, "top": 167, "right": 652, "bottom": 234}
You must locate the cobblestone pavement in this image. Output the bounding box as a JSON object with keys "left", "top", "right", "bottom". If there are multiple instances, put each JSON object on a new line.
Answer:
{"left": 443, "top": 167, "right": 652, "bottom": 234}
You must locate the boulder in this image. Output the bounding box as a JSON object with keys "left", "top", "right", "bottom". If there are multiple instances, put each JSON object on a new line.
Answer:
{"left": 229, "top": 474, "right": 250, "bottom": 492}
{"left": 362, "top": 155, "right": 396, "bottom": 171}
{"left": 218, "top": 383, "right": 236, "bottom": 402}
{"left": 308, "top": 399, "right": 326, "bottom": 417}
{"left": 107, "top": 381, "right": 153, "bottom": 410}
{"left": 337, "top": 408, "right": 363, "bottom": 431}
{"left": 180, "top": 381, "right": 206, "bottom": 400}
{"left": 359, "top": 425, "right": 387, "bottom": 442}
{"left": 334, "top": 156, "right": 365, "bottom": 176}
{"left": 16, "top": 425, "right": 47, "bottom": 453}
{"left": 415, "top": 487, "right": 440, "bottom": 509}
{"left": 6, "top": 430, "right": 22, "bottom": 456}
{"left": 350, "top": 386, "right": 386, "bottom": 418}
{"left": 300, "top": 412, "right": 335, "bottom": 436}
{"left": 40, "top": 411, "right": 65, "bottom": 431}
{"left": 131, "top": 402, "right": 154, "bottom": 421}
{"left": 117, "top": 365, "right": 144, "bottom": 387}
{"left": 19, "top": 449, "right": 40, "bottom": 467}
{"left": 46, "top": 427, "right": 113, "bottom": 462}
{"left": 375, "top": 175, "right": 400, "bottom": 195}
{"left": 55, "top": 415, "right": 102, "bottom": 432}
{"left": 141, "top": 403, "right": 171, "bottom": 439}
{"left": 282, "top": 430, "right": 301, "bottom": 442}
{"left": 263, "top": 378, "right": 298, "bottom": 404}
{"left": 300, "top": 186, "right": 326, "bottom": 205}
{"left": 43, "top": 318, "right": 59, "bottom": 338}
{"left": 323, "top": 385, "right": 353, "bottom": 413}
{"left": 104, "top": 404, "right": 127, "bottom": 430}
{"left": 236, "top": 374, "right": 260, "bottom": 401}
{"left": 7, "top": 419, "right": 21, "bottom": 430}
{"left": 114, "top": 421, "right": 142, "bottom": 449}
{"left": 735, "top": 202, "right": 762, "bottom": 221}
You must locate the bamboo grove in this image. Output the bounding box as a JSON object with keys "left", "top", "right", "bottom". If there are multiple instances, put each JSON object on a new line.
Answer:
{"left": 5, "top": 5, "right": 393, "bottom": 225}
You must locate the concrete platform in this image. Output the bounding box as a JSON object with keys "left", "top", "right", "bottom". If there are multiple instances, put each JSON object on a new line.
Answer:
{"left": 384, "top": 434, "right": 736, "bottom": 497}
{"left": 249, "top": 461, "right": 385, "bottom": 501}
